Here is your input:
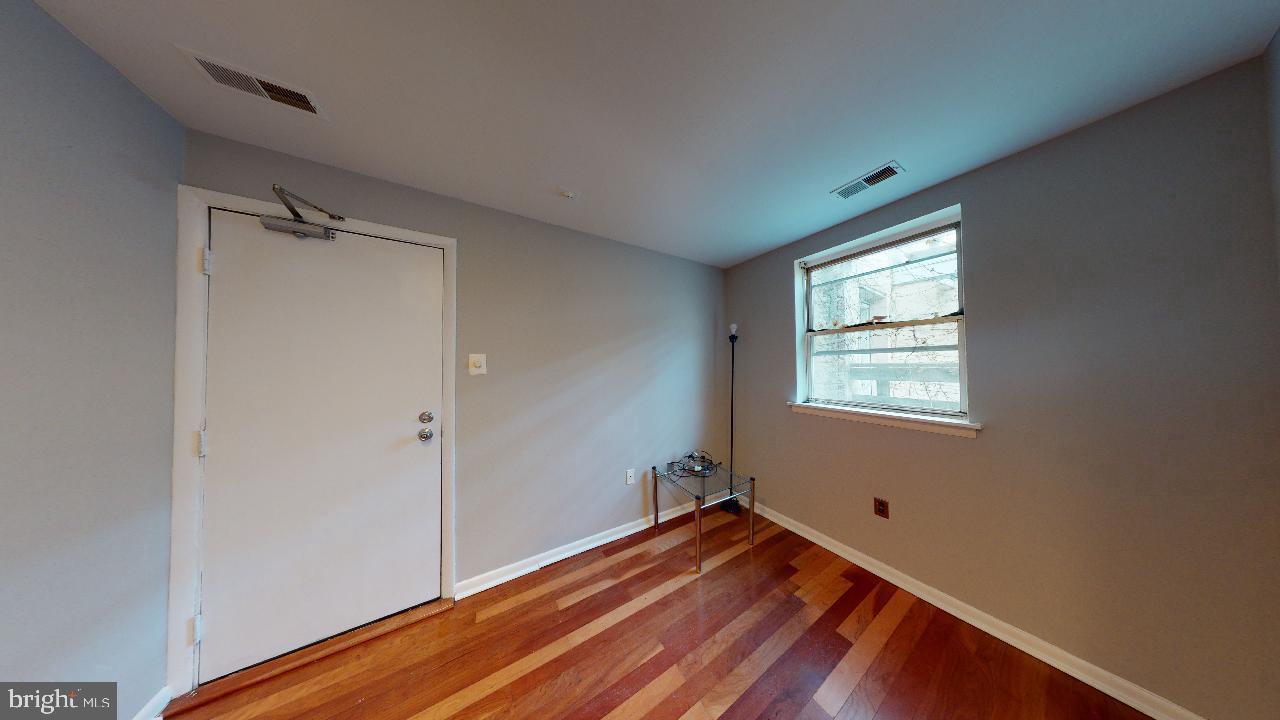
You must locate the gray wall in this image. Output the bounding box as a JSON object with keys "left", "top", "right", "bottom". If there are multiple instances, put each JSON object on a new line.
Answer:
{"left": 725, "top": 58, "right": 1280, "bottom": 720}
{"left": 0, "top": 2, "right": 184, "bottom": 717}
{"left": 1268, "top": 30, "right": 1280, "bottom": 272}
{"left": 183, "top": 132, "right": 727, "bottom": 581}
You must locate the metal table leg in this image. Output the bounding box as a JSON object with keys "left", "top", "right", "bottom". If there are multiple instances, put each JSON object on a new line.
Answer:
{"left": 694, "top": 497, "right": 703, "bottom": 573}
{"left": 748, "top": 476, "right": 756, "bottom": 545}
{"left": 697, "top": 475, "right": 707, "bottom": 573}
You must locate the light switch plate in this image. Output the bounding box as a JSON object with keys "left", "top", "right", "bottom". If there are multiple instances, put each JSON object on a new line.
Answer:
{"left": 468, "top": 354, "right": 487, "bottom": 375}
{"left": 626, "top": 468, "right": 635, "bottom": 485}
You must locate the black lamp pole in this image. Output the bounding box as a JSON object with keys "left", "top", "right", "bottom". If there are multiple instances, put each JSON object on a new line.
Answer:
{"left": 729, "top": 323, "right": 738, "bottom": 478}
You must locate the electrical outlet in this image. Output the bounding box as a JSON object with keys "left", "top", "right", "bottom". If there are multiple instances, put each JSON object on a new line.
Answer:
{"left": 873, "top": 497, "right": 890, "bottom": 519}
{"left": 626, "top": 468, "right": 636, "bottom": 485}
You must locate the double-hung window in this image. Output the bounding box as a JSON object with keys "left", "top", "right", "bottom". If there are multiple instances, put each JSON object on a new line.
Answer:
{"left": 801, "top": 221, "right": 966, "bottom": 417}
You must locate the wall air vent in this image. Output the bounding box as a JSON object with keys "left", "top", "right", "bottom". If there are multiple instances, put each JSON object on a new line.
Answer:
{"left": 830, "top": 161, "right": 904, "bottom": 199}
{"left": 190, "top": 53, "right": 319, "bottom": 114}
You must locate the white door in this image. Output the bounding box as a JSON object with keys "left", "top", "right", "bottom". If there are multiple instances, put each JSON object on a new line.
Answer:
{"left": 199, "top": 209, "right": 443, "bottom": 682}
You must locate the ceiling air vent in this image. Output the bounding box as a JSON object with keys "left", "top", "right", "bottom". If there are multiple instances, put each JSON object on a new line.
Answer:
{"left": 830, "top": 161, "right": 904, "bottom": 199}
{"left": 257, "top": 80, "right": 318, "bottom": 114}
{"left": 190, "top": 54, "right": 319, "bottom": 114}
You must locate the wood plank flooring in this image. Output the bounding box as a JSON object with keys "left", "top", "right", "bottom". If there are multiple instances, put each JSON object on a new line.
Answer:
{"left": 164, "top": 508, "right": 1152, "bottom": 720}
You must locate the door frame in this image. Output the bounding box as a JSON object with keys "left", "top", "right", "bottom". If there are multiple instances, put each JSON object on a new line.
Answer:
{"left": 166, "top": 185, "right": 458, "bottom": 695}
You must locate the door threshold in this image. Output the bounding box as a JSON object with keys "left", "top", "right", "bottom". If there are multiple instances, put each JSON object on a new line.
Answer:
{"left": 164, "top": 597, "right": 455, "bottom": 717}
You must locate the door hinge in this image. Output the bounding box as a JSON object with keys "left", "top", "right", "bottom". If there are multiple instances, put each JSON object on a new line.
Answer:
{"left": 202, "top": 247, "right": 213, "bottom": 276}
{"left": 193, "top": 614, "right": 204, "bottom": 644}
{"left": 197, "top": 428, "right": 207, "bottom": 458}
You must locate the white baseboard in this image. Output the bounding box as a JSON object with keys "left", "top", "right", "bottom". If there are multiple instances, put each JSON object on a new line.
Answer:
{"left": 454, "top": 502, "right": 696, "bottom": 599}
{"left": 132, "top": 685, "right": 172, "bottom": 720}
{"left": 753, "top": 504, "right": 1205, "bottom": 720}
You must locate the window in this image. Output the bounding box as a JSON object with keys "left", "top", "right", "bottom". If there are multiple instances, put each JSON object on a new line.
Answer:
{"left": 801, "top": 221, "right": 966, "bottom": 417}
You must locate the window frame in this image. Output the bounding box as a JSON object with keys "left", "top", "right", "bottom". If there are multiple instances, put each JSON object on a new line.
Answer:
{"left": 795, "top": 210, "right": 969, "bottom": 420}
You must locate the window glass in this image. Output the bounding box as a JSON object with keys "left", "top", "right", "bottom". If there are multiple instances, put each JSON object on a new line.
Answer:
{"left": 808, "top": 228, "right": 958, "bottom": 331}
{"left": 809, "top": 321, "right": 962, "bottom": 412}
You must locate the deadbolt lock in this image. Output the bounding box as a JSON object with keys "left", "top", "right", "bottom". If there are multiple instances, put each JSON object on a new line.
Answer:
{"left": 419, "top": 411, "right": 434, "bottom": 424}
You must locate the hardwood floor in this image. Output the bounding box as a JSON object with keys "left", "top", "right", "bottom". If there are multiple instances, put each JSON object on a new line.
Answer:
{"left": 164, "top": 508, "right": 1152, "bottom": 719}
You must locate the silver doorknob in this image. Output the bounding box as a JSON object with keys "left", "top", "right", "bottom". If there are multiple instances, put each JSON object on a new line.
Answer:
{"left": 418, "top": 428, "right": 434, "bottom": 441}
{"left": 419, "top": 411, "right": 434, "bottom": 424}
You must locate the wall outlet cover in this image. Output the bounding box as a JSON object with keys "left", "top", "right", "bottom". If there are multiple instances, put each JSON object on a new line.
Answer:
{"left": 626, "top": 468, "right": 636, "bottom": 485}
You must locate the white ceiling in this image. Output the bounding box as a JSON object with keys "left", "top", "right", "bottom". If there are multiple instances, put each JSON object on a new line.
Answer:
{"left": 38, "top": 1, "right": 1280, "bottom": 267}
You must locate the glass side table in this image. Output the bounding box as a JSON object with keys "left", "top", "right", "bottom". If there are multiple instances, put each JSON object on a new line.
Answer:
{"left": 651, "top": 461, "right": 755, "bottom": 573}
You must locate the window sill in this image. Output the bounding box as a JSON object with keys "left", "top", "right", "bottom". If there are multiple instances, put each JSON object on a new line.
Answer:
{"left": 788, "top": 402, "right": 983, "bottom": 438}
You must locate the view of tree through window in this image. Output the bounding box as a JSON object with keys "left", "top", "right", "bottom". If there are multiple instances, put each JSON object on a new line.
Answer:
{"left": 805, "top": 224, "right": 964, "bottom": 414}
